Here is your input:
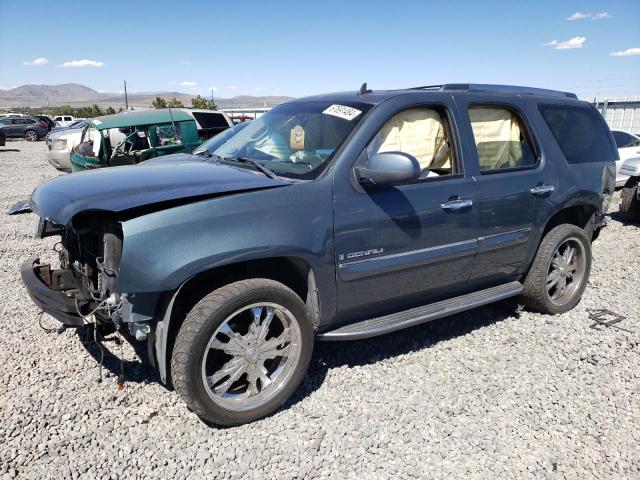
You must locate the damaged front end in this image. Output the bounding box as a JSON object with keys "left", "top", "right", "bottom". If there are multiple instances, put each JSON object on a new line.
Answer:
{"left": 22, "top": 213, "right": 137, "bottom": 335}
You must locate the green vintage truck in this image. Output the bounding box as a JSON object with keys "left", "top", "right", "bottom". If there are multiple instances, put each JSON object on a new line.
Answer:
{"left": 70, "top": 109, "right": 201, "bottom": 171}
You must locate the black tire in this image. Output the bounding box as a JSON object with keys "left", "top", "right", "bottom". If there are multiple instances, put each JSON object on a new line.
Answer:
{"left": 171, "top": 279, "right": 313, "bottom": 426}
{"left": 619, "top": 178, "right": 640, "bottom": 223}
{"left": 24, "top": 130, "right": 38, "bottom": 141}
{"left": 521, "top": 224, "right": 592, "bottom": 315}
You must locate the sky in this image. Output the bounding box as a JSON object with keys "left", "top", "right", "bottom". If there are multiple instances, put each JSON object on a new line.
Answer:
{"left": 0, "top": 0, "right": 639, "bottom": 99}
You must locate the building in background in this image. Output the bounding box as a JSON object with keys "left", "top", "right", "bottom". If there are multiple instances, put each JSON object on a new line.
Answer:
{"left": 588, "top": 96, "right": 640, "bottom": 134}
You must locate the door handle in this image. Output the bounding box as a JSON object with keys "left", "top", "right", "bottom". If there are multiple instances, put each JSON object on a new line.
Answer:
{"left": 530, "top": 185, "right": 554, "bottom": 196}
{"left": 441, "top": 198, "right": 473, "bottom": 211}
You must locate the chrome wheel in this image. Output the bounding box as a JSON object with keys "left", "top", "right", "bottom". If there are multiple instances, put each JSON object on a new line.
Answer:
{"left": 201, "top": 303, "right": 302, "bottom": 412}
{"left": 24, "top": 131, "right": 38, "bottom": 141}
{"left": 546, "top": 237, "right": 585, "bottom": 307}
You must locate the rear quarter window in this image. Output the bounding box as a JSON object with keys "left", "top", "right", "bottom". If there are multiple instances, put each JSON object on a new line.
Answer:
{"left": 538, "top": 104, "right": 617, "bottom": 164}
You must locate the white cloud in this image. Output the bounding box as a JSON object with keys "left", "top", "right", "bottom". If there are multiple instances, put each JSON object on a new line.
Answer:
{"left": 24, "top": 57, "right": 48, "bottom": 66}
{"left": 59, "top": 59, "right": 104, "bottom": 68}
{"left": 169, "top": 81, "right": 176, "bottom": 86}
{"left": 254, "top": 87, "right": 263, "bottom": 92}
{"left": 592, "top": 12, "right": 612, "bottom": 20}
{"left": 610, "top": 47, "right": 640, "bottom": 57}
{"left": 568, "top": 11, "right": 612, "bottom": 20}
{"left": 227, "top": 86, "right": 238, "bottom": 90}
{"left": 180, "top": 81, "right": 197, "bottom": 87}
{"left": 544, "top": 36, "right": 586, "bottom": 50}
{"left": 567, "top": 12, "right": 590, "bottom": 21}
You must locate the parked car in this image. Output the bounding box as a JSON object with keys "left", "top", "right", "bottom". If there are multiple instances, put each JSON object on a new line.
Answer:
{"left": 37, "top": 115, "right": 56, "bottom": 132}
{"left": 618, "top": 156, "right": 640, "bottom": 221}
{"left": 178, "top": 109, "right": 233, "bottom": 140}
{"left": 0, "top": 116, "right": 49, "bottom": 141}
{"left": 141, "top": 121, "right": 251, "bottom": 165}
{"left": 46, "top": 123, "right": 87, "bottom": 171}
{"left": 611, "top": 130, "right": 640, "bottom": 187}
{"left": 0, "top": 128, "right": 5, "bottom": 147}
{"left": 70, "top": 109, "right": 201, "bottom": 171}
{"left": 52, "top": 115, "right": 77, "bottom": 127}
{"left": 49, "top": 119, "right": 88, "bottom": 135}
{"left": 18, "top": 84, "right": 616, "bottom": 426}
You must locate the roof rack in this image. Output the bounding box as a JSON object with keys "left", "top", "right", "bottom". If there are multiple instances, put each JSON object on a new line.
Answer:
{"left": 410, "top": 83, "right": 578, "bottom": 99}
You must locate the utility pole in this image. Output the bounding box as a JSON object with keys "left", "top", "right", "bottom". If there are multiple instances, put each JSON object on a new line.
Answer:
{"left": 211, "top": 87, "right": 214, "bottom": 103}
{"left": 124, "top": 80, "right": 129, "bottom": 110}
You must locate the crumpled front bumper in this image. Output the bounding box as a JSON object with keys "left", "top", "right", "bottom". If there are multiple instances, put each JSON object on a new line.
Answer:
{"left": 21, "top": 257, "right": 85, "bottom": 327}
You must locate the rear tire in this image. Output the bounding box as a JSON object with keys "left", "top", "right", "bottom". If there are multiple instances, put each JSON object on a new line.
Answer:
{"left": 171, "top": 279, "right": 313, "bottom": 426}
{"left": 24, "top": 130, "right": 38, "bottom": 141}
{"left": 521, "top": 224, "right": 591, "bottom": 315}
{"left": 619, "top": 178, "right": 640, "bottom": 223}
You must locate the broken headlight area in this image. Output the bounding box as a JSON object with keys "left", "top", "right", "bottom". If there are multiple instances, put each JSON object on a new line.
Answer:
{"left": 43, "top": 214, "right": 124, "bottom": 328}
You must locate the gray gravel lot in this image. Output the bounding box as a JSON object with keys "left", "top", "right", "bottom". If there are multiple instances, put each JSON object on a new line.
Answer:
{"left": 0, "top": 140, "right": 638, "bottom": 480}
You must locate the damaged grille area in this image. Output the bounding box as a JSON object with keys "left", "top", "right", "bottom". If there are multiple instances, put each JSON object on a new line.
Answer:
{"left": 45, "top": 214, "right": 123, "bottom": 324}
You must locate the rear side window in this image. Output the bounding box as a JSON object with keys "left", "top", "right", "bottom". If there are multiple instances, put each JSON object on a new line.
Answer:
{"left": 192, "top": 112, "right": 229, "bottom": 128}
{"left": 468, "top": 106, "right": 537, "bottom": 172}
{"left": 538, "top": 104, "right": 617, "bottom": 164}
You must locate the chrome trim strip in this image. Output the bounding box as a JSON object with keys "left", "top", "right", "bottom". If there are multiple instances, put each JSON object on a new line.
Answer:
{"left": 478, "top": 228, "right": 531, "bottom": 252}
{"left": 338, "top": 238, "right": 478, "bottom": 282}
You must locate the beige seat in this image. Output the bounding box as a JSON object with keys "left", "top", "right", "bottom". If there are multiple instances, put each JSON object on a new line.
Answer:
{"left": 372, "top": 108, "right": 452, "bottom": 174}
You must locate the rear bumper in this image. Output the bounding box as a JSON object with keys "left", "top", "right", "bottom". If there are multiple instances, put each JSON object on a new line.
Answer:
{"left": 21, "top": 257, "right": 85, "bottom": 327}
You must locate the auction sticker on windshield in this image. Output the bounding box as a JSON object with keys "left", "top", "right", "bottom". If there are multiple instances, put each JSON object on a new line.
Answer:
{"left": 323, "top": 104, "right": 362, "bottom": 121}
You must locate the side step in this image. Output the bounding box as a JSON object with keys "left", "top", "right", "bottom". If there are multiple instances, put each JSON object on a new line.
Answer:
{"left": 317, "top": 281, "right": 523, "bottom": 341}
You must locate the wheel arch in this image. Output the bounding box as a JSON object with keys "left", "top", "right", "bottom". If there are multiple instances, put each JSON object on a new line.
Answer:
{"left": 153, "top": 256, "right": 319, "bottom": 385}
{"left": 541, "top": 203, "right": 598, "bottom": 240}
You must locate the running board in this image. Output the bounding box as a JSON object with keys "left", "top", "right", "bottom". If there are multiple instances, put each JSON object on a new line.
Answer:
{"left": 317, "top": 281, "right": 523, "bottom": 341}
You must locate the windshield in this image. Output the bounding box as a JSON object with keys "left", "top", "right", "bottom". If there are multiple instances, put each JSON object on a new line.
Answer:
{"left": 214, "top": 101, "right": 371, "bottom": 179}
{"left": 194, "top": 121, "right": 250, "bottom": 155}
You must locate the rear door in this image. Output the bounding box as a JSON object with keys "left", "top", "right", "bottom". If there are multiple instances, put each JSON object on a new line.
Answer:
{"left": 455, "top": 95, "right": 552, "bottom": 287}
{"left": 333, "top": 96, "right": 479, "bottom": 321}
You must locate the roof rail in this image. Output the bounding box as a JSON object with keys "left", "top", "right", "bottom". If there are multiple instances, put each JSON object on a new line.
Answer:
{"left": 409, "top": 83, "right": 578, "bottom": 99}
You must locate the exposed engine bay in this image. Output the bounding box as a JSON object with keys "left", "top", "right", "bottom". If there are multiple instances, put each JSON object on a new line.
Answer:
{"left": 35, "top": 214, "right": 124, "bottom": 328}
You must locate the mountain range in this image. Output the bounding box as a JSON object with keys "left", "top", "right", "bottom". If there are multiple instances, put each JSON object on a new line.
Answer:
{"left": 0, "top": 83, "right": 294, "bottom": 109}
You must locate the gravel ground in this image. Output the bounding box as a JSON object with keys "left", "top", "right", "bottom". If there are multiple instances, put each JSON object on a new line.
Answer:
{"left": 0, "top": 140, "right": 638, "bottom": 480}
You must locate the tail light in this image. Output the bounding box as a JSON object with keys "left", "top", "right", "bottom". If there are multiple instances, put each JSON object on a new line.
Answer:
{"left": 39, "top": 121, "right": 47, "bottom": 128}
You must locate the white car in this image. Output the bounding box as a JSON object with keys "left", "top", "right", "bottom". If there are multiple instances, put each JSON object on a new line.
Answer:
{"left": 46, "top": 126, "right": 84, "bottom": 171}
{"left": 612, "top": 130, "right": 640, "bottom": 187}
{"left": 52, "top": 115, "right": 77, "bottom": 128}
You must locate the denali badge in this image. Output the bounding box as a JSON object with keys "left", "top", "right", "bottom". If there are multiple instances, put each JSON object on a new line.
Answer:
{"left": 338, "top": 248, "right": 384, "bottom": 262}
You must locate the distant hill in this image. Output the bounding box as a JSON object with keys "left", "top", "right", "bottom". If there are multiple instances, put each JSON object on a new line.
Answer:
{"left": 0, "top": 83, "right": 294, "bottom": 109}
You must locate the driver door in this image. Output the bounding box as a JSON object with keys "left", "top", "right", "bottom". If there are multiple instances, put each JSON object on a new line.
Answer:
{"left": 333, "top": 102, "right": 479, "bottom": 322}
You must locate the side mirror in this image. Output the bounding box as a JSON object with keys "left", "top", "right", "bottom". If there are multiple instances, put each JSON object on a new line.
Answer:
{"left": 356, "top": 152, "right": 421, "bottom": 187}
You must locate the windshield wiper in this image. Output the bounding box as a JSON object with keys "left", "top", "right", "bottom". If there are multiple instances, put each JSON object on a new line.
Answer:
{"left": 221, "top": 156, "right": 278, "bottom": 179}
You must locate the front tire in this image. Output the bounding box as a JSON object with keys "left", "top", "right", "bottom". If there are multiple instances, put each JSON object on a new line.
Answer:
{"left": 24, "top": 130, "right": 38, "bottom": 141}
{"left": 619, "top": 178, "right": 640, "bottom": 223}
{"left": 171, "top": 279, "right": 313, "bottom": 426}
{"left": 521, "top": 224, "right": 591, "bottom": 314}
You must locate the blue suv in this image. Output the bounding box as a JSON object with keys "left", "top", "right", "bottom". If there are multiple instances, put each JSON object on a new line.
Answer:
{"left": 19, "top": 84, "right": 617, "bottom": 425}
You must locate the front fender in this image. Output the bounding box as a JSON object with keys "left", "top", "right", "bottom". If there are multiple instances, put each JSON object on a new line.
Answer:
{"left": 116, "top": 179, "right": 335, "bottom": 294}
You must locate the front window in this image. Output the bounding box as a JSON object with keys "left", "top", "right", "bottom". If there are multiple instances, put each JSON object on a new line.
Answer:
{"left": 194, "top": 121, "right": 249, "bottom": 155}
{"left": 214, "top": 101, "right": 372, "bottom": 179}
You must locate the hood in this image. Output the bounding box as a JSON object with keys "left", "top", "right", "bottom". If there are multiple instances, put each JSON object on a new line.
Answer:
{"left": 138, "top": 152, "right": 205, "bottom": 165}
{"left": 31, "top": 161, "right": 290, "bottom": 225}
